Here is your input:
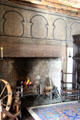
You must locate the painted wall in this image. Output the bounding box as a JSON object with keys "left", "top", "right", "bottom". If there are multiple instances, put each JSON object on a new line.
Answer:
{"left": 0, "top": 0, "right": 80, "bottom": 87}
{"left": 0, "top": 1, "right": 80, "bottom": 43}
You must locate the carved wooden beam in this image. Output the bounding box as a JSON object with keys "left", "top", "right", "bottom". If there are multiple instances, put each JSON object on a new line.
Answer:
{"left": 11, "top": 0, "right": 80, "bottom": 9}
{"left": 9, "top": 0, "right": 79, "bottom": 17}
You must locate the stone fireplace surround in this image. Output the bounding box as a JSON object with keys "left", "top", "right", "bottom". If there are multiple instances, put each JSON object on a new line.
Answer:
{"left": 0, "top": 0, "right": 68, "bottom": 106}
{"left": 0, "top": 32, "right": 65, "bottom": 106}
{"left": 0, "top": 43, "right": 65, "bottom": 97}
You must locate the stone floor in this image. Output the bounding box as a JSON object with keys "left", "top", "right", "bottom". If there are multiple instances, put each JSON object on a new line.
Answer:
{"left": 23, "top": 116, "right": 34, "bottom": 120}
{"left": 22, "top": 111, "right": 34, "bottom": 120}
{"left": 21, "top": 106, "right": 34, "bottom": 120}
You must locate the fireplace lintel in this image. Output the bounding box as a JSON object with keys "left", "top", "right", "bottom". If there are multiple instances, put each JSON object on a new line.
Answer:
{"left": 0, "top": 43, "right": 65, "bottom": 58}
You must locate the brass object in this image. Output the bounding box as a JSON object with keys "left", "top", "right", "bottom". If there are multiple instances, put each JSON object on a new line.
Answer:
{"left": 0, "top": 47, "right": 3, "bottom": 60}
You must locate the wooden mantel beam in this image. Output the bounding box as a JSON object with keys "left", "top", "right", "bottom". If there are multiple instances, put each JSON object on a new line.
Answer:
{"left": 0, "top": 43, "right": 65, "bottom": 58}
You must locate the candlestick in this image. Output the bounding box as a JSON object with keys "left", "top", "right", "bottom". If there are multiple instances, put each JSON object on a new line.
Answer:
{"left": 1, "top": 47, "right": 3, "bottom": 59}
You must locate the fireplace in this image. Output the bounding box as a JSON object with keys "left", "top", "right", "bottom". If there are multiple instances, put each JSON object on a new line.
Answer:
{"left": 14, "top": 58, "right": 62, "bottom": 95}
{"left": 0, "top": 57, "right": 62, "bottom": 106}
{"left": 0, "top": 39, "right": 66, "bottom": 106}
{"left": 0, "top": 40, "right": 66, "bottom": 96}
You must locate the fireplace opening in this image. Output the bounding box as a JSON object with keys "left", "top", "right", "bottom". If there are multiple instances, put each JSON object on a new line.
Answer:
{"left": 14, "top": 58, "right": 61, "bottom": 94}
{"left": 0, "top": 57, "right": 62, "bottom": 106}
